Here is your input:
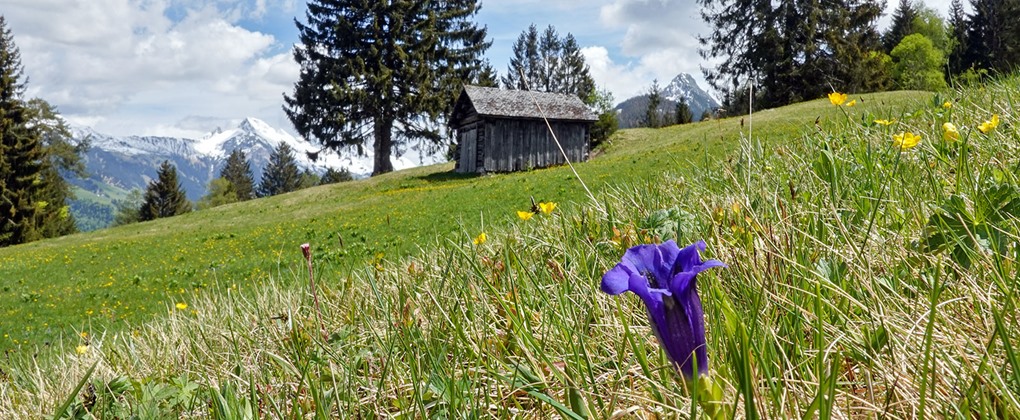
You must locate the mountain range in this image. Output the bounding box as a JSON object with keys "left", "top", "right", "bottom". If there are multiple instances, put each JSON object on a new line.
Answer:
{"left": 615, "top": 73, "right": 720, "bottom": 128}
{"left": 68, "top": 118, "right": 448, "bottom": 230}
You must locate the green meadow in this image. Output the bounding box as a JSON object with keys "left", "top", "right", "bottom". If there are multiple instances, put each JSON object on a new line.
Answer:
{"left": 2, "top": 78, "right": 1018, "bottom": 417}
{"left": 0, "top": 91, "right": 917, "bottom": 350}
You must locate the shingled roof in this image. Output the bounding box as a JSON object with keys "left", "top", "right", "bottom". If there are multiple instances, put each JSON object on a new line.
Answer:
{"left": 450, "top": 85, "right": 597, "bottom": 125}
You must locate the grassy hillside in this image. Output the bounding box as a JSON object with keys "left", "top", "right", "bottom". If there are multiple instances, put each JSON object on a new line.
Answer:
{"left": 3, "top": 80, "right": 1018, "bottom": 417}
{"left": 0, "top": 90, "right": 920, "bottom": 351}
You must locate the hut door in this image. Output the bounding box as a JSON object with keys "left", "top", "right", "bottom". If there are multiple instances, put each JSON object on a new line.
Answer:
{"left": 458, "top": 127, "right": 478, "bottom": 173}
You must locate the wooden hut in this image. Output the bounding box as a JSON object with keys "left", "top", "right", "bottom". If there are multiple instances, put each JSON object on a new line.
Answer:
{"left": 450, "top": 85, "right": 597, "bottom": 174}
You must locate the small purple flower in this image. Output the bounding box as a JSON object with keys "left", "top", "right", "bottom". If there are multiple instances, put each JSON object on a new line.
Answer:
{"left": 602, "top": 240, "right": 725, "bottom": 378}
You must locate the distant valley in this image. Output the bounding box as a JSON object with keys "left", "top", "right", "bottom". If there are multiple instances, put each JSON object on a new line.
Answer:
{"left": 68, "top": 118, "right": 448, "bottom": 230}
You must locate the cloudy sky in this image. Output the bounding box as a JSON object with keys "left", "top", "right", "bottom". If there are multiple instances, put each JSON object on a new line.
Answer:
{"left": 4, "top": 0, "right": 953, "bottom": 138}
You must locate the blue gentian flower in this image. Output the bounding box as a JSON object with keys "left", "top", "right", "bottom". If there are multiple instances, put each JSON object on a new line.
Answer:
{"left": 601, "top": 240, "right": 725, "bottom": 378}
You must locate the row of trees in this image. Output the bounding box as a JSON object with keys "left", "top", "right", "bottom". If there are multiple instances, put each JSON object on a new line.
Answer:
{"left": 699, "top": 0, "right": 1020, "bottom": 113}
{"left": 884, "top": 0, "right": 1019, "bottom": 88}
{"left": 0, "top": 17, "right": 87, "bottom": 247}
{"left": 117, "top": 144, "right": 353, "bottom": 224}
{"left": 501, "top": 24, "right": 595, "bottom": 99}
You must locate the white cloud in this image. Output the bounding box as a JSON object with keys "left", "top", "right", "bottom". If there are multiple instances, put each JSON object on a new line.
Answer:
{"left": 582, "top": 46, "right": 650, "bottom": 100}
{"left": 576, "top": 0, "right": 716, "bottom": 100}
{"left": 600, "top": 0, "right": 703, "bottom": 55}
{"left": 4, "top": 0, "right": 294, "bottom": 136}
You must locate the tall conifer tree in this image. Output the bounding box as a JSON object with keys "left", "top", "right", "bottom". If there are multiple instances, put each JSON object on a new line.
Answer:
{"left": 538, "top": 26, "right": 561, "bottom": 92}
{"left": 0, "top": 16, "right": 44, "bottom": 246}
{"left": 501, "top": 25, "right": 596, "bottom": 102}
{"left": 674, "top": 98, "right": 693, "bottom": 125}
{"left": 966, "top": 0, "right": 1020, "bottom": 72}
{"left": 139, "top": 161, "right": 191, "bottom": 221}
{"left": 883, "top": 0, "right": 919, "bottom": 52}
{"left": 285, "top": 0, "right": 490, "bottom": 176}
{"left": 472, "top": 60, "right": 499, "bottom": 87}
{"left": 258, "top": 143, "right": 302, "bottom": 197}
{"left": 948, "top": 0, "right": 970, "bottom": 74}
{"left": 699, "top": 0, "right": 885, "bottom": 109}
{"left": 503, "top": 24, "right": 541, "bottom": 90}
{"left": 643, "top": 80, "right": 663, "bottom": 129}
{"left": 220, "top": 149, "right": 255, "bottom": 201}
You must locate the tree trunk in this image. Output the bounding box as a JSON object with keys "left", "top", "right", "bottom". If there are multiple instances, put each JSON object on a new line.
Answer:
{"left": 372, "top": 117, "right": 395, "bottom": 176}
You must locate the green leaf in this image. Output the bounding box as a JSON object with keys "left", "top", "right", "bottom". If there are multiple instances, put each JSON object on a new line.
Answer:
{"left": 51, "top": 361, "right": 97, "bottom": 420}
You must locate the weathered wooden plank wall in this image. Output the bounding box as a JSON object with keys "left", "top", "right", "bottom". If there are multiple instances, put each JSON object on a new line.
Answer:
{"left": 480, "top": 118, "right": 589, "bottom": 172}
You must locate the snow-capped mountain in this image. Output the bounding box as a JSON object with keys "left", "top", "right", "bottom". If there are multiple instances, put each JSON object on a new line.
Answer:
{"left": 192, "top": 117, "right": 446, "bottom": 182}
{"left": 660, "top": 73, "right": 719, "bottom": 116}
{"left": 68, "top": 117, "right": 448, "bottom": 222}
{"left": 615, "top": 73, "right": 721, "bottom": 128}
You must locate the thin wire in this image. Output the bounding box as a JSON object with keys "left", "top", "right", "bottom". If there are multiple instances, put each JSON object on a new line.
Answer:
{"left": 519, "top": 70, "right": 605, "bottom": 214}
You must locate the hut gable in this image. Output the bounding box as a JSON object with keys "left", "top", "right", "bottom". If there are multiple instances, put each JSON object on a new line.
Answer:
{"left": 451, "top": 85, "right": 596, "bottom": 174}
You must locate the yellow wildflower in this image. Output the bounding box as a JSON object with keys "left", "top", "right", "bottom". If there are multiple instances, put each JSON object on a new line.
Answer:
{"left": 893, "top": 132, "right": 921, "bottom": 150}
{"left": 943, "top": 101, "right": 953, "bottom": 109}
{"left": 517, "top": 211, "right": 534, "bottom": 221}
{"left": 978, "top": 114, "right": 1000, "bottom": 133}
{"left": 175, "top": 302, "right": 188, "bottom": 310}
{"left": 538, "top": 202, "right": 557, "bottom": 215}
{"left": 845, "top": 99, "right": 857, "bottom": 107}
{"left": 75, "top": 345, "right": 88, "bottom": 355}
{"left": 473, "top": 232, "right": 487, "bottom": 245}
{"left": 942, "top": 122, "right": 960, "bottom": 141}
{"left": 827, "top": 92, "right": 848, "bottom": 106}
{"left": 874, "top": 119, "right": 895, "bottom": 126}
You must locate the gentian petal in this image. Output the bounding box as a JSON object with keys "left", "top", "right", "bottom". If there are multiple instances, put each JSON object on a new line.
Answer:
{"left": 629, "top": 272, "right": 664, "bottom": 311}
{"left": 671, "top": 240, "right": 707, "bottom": 276}
{"left": 621, "top": 244, "right": 659, "bottom": 277}
{"left": 670, "top": 272, "right": 697, "bottom": 296}
{"left": 601, "top": 263, "right": 635, "bottom": 295}
{"left": 654, "top": 240, "right": 682, "bottom": 285}
{"left": 680, "top": 286, "right": 709, "bottom": 376}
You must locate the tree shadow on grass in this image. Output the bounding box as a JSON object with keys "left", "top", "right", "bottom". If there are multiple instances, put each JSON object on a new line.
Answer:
{"left": 416, "top": 170, "right": 481, "bottom": 184}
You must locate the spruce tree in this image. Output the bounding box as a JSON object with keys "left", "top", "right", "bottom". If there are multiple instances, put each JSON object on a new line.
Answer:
{"left": 883, "top": 0, "right": 919, "bottom": 52}
{"left": 948, "top": 0, "right": 970, "bottom": 74}
{"left": 501, "top": 25, "right": 596, "bottom": 102}
{"left": 674, "top": 97, "right": 693, "bottom": 125}
{"left": 285, "top": 0, "right": 490, "bottom": 176}
{"left": 258, "top": 142, "right": 302, "bottom": 197}
{"left": 966, "top": 0, "right": 1020, "bottom": 72}
{"left": 538, "top": 26, "right": 561, "bottom": 92}
{"left": 139, "top": 161, "right": 191, "bottom": 221}
{"left": 560, "top": 35, "right": 596, "bottom": 102}
{"left": 220, "top": 149, "right": 255, "bottom": 201}
{"left": 643, "top": 80, "right": 663, "bottom": 129}
{"left": 0, "top": 16, "right": 44, "bottom": 246}
{"left": 700, "top": 0, "right": 885, "bottom": 109}
{"left": 472, "top": 60, "right": 499, "bottom": 87}
{"left": 503, "top": 24, "right": 541, "bottom": 90}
